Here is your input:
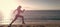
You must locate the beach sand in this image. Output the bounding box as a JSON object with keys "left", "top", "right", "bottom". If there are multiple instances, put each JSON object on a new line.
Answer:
{"left": 0, "top": 23, "right": 60, "bottom": 27}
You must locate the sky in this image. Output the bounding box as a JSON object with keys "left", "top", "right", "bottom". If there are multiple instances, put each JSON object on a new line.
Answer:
{"left": 0, "top": 0, "right": 60, "bottom": 10}
{"left": 16, "top": 0, "right": 60, "bottom": 10}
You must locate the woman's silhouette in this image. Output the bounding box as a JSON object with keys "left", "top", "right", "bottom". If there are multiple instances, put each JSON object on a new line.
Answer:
{"left": 9, "top": 6, "right": 25, "bottom": 27}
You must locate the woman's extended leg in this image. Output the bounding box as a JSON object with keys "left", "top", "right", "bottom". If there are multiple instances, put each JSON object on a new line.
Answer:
{"left": 9, "top": 16, "right": 17, "bottom": 25}
{"left": 8, "top": 16, "right": 18, "bottom": 27}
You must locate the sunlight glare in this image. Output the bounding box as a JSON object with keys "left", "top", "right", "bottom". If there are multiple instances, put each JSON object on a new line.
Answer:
{"left": 0, "top": 0, "right": 18, "bottom": 24}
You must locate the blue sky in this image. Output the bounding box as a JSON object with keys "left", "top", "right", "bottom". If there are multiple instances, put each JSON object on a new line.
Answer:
{"left": 0, "top": 0, "right": 60, "bottom": 10}
{"left": 17, "top": 0, "right": 60, "bottom": 10}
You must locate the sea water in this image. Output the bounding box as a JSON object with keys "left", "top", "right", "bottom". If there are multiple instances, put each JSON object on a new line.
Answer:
{"left": 0, "top": 10, "right": 60, "bottom": 25}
